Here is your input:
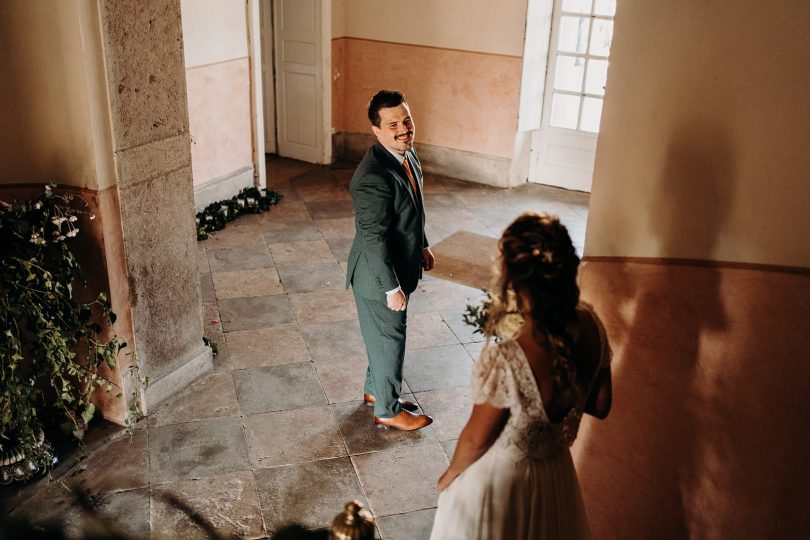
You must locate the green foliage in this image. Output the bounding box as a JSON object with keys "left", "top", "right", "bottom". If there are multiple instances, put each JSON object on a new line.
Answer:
{"left": 463, "top": 289, "right": 523, "bottom": 342}
{"left": 0, "top": 183, "right": 126, "bottom": 481}
{"left": 196, "top": 186, "right": 282, "bottom": 240}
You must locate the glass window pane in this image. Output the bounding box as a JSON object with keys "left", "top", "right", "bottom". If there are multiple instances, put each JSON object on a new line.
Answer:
{"left": 585, "top": 59, "right": 609, "bottom": 96}
{"left": 558, "top": 16, "right": 590, "bottom": 54}
{"left": 550, "top": 93, "right": 580, "bottom": 129}
{"left": 593, "top": 0, "right": 616, "bottom": 16}
{"left": 589, "top": 19, "right": 614, "bottom": 56}
{"left": 562, "top": 0, "right": 592, "bottom": 14}
{"left": 554, "top": 55, "right": 585, "bottom": 92}
{"left": 580, "top": 97, "right": 603, "bottom": 132}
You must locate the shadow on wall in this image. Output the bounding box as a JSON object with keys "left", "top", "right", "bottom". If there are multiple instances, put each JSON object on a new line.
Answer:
{"left": 578, "top": 119, "right": 810, "bottom": 537}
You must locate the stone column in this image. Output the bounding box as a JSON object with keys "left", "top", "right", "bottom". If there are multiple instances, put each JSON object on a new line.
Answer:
{"left": 98, "top": 0, "right": 211, "bottom": 407}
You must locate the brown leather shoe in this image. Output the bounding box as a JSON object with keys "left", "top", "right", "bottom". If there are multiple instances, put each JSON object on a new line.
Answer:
{"left": 363, "top": 392, "right": 419, "bottom": 412}
{"left": 374, "top": 410, "right": 433, "bottom": 431}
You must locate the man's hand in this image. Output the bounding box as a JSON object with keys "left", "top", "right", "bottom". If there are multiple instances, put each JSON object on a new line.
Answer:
{"left": 422, "top": 247, "right": 435, "bottom": 271}
{"left": 386, "top": 289, "right": 407, "bottom": 311}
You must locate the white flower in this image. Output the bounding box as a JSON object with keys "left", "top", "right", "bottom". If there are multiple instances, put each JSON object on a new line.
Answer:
{"left": 66, "top": 229, "right": 78, "bottom": 237}
{"left": 52, "top": 216, "right": 67, "bottom": 225}
{"left": 34, "top": 202, "right": 42, "bottom": 210}
{"left": 68, "top": 216, "right": 77, "bottom": 222}
{"left": 89, "top": 214, "right": 96, "bottom": 220}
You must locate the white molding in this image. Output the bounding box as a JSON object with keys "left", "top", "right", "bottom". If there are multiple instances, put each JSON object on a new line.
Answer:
{"left": 193, "top": 165, "right": 255, "bottom": 210}
{"left": 246, "top": 0, "right": 267, "bottom": 189}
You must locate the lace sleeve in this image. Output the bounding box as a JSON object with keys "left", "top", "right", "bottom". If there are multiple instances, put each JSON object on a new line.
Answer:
{"left": 470, "top": 342, "right": 514, "bottom": 409}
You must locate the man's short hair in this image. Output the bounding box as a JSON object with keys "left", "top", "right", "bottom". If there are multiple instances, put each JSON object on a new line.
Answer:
{"left": 368, "top": 90, "right": 407, "bottom": 127}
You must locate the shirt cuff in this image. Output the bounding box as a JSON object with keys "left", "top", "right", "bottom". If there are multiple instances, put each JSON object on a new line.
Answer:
{"left": 385, "top": 286, "right": 402, "bottom": 296}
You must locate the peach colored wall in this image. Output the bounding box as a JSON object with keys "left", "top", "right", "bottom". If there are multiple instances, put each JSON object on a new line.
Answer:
{"left": 574, "top": 260, "right": 810, "bottom": 538}
{"left": 186, "top": 58, "right": 253, "bottom": 185}
{"left": 586, "top": 1, "right": 810, "bottom": 268}
{"left": 333, "top": 38, "right": 522, "bottom": 159}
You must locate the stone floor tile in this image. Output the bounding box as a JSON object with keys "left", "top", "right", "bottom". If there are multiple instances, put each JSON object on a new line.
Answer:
{"left": 197, "top": 243, "right": 210, "bottom": 273}
{"left": 314, "top": 354, "right": 368, "bottom": 403}
{"left": 413, "top": 387, "right": 473, "bottom": 441}
{"left": 334, "top": 397, "right": 437, "bottom": 455}
{"left": 300, "top": 319, "right": 367, "bottom": 361}
{"left": 210, "top": 338, "right": 232, "bottom": 372}
{"left": 254, "top": 457, "right": 366, "bottom": 533}
{"left": 151, "top": 470, "right": 264, "bottom": 539}
{"left": 212, "top": 267, "right": 284, "bottom": 299}
{"left": 217, "top": 295, "right": 294, "bottom": 332}
{"left": 304, "top": 199, "right": 355, "bottom": 219}
{"left": 148, "top": 371, "right": 239, "bottom": 427}
{"left": 314, "top": 217, "right": 355, "bottom": 240}
{"left": 405, "top": 287, "right": 435, "bottom": 313}
{"left": 204, "top": 225, "right": 265, "bottom": 250}
{"left": 441, "top": 440, "right": 458, "bottom": 461}
{"left": 244, "top": 405, "right": 346, "bottom": 468}
{"left": 207, "top": 244, "right": 274, "bottom": 273}
{"left": 325, "top": 236, "right": 353, "bottom": 262}
{"left": 419, "top": 280, "right": 487, "bottom": 311}
{"left": 352, "top": 443, "right": 448, "bottom": 517}
{"left": 276, "top": 261, "right": 347, "bottom": 293}
{"left": 149, "top": 417, "right": 249, "bottom": 485}
{"left": 203, "top": 301, "right": 224, "bottom": 343}
{"left": 200, "top": 272, "right": 214, "bottom": 303}
{"left": 225, "top": 325, "right": 312, "bottom": 369}
{"left": 257, "top": 200, "right": 313, "bottom": 222}
{"left": 260, "top": 219, "right": 323, "bottom": 243}
{"left": 293, "top": 181, "right": 352, "bottom": 204}
{"left": 440, "top": 307, "right": 486, "bottom": 344}
{"left": 288, "top": 289, "right": 358, "bottom": 325}
{"left": 233, "top": 362, "right": 326, "bottom": 414}
{"left": 404, "top": 344, "right": 474, "bottom": 392}
{"left": 463, "top": 341, "right": 487, "bottom": 362}
{"left": 377, "top": 508, "right": 437, "bottom": 540}
{"left": 67, "top": 428, "right": 148, "bottom": 494}
{"left": 99, "top": 488, "right": 151, "bottom": 538}
{"left": 268, "top": 239, "right": 335, "bottom": 266}
{"left": 405, "top": 312, "right": 460, "bottom": 350}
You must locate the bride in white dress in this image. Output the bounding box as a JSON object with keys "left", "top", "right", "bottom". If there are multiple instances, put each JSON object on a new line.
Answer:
{"left": 431, "top": 213, "right": 613, "bottom": 540}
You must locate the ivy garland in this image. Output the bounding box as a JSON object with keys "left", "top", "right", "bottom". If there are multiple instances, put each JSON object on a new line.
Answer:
{"left": 196, "top": 186, "right": 282, "bottom": 241}
{"left": 0, "top": 183, "right": 126, "bottom": 484}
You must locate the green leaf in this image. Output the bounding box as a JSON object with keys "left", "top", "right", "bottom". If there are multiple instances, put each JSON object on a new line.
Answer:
{"left": 81, "top": 402, "right": 95, "bottom": 424}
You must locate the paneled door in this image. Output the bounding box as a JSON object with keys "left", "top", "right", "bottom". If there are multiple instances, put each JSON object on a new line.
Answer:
{"left": 529, "top": 0, "right": 616, "bottom": 192}
{"left": 273, "top": 0, "right": 325, "bottom": 163}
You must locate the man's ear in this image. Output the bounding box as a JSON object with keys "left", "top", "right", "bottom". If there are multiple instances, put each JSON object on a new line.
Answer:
{"left": 371, "top": 125, "right": 380, "bottom": 138}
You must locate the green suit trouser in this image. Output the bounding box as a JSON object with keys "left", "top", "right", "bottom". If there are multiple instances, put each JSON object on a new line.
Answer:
{"left": 352, "top": 288, "right": 408, "bottom": 418}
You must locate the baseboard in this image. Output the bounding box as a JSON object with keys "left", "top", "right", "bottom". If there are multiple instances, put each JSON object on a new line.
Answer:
{"left": 333, "top": 132, "right": 514, "bottom": 188}
{"left": 193, "top": 165, "right": 255, "bottom": 210}
{"left": 143, "top": 343, "right": 213, "bottom": 410}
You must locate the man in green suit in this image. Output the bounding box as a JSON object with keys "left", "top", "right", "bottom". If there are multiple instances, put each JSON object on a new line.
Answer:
{"left": 346, "top": 90, "right": 435, "bottom": 431}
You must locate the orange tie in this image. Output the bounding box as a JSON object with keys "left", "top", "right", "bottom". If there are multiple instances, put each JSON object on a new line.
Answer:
{"left": 403, "top": 158, "right": 419, "bottom": 198}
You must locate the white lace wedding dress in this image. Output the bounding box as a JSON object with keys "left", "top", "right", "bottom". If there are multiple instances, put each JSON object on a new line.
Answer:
{"left": 430, "top": 309, "right": 611, "bottom": 540}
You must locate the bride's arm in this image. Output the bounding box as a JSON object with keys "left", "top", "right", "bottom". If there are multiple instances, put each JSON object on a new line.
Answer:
{"left": 437, "top": 403, "right": 509, "bottom": 491}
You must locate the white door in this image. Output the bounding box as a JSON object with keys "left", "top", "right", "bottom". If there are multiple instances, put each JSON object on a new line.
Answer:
{"left": 273, "top": 0, "right": 327, "bottom": 163}
{"left": 529, "top": 0, "right": 616, "bottom": 192}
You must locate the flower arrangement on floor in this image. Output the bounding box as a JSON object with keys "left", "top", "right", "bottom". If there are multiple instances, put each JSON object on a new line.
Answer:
{"left": 196, "top": 186, "right": 283, "bottom": 240}
{"left": 463, "top": 289, "right": 524, "bottom": 342}
{"left": 0, "top": 183, "right": 126, "bottom": 484}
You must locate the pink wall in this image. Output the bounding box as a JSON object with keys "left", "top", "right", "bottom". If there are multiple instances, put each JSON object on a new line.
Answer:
{"left": 332, "top": 37, "right": 522, "bottom": 159}
{"left": 185, "top": 58, "right": 253, "bottom": 185}
{"left": 574, "top": 260, "right": 810, "bottom": 538}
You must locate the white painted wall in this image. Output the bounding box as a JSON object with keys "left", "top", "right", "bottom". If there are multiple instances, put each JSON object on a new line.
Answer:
{"left": 586, "top": 0, "right": 810, "bottom": 268}
{"left": 181, "top": 0, "right": 249, "bottom": 67}
{"left": 335, "top": 0, "right": 528, "bottom": 56}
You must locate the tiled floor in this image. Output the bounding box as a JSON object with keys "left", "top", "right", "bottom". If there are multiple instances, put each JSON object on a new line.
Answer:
{"left": 3, "top": 157, "right": 589, "bottom": 539}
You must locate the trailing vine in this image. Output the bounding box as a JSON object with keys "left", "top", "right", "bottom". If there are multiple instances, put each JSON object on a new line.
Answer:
{"left": 196, "top": 186, "right": 282, "bottom": 240}
{"left": 0, "top": 183, "right": 126, "bottom": 483}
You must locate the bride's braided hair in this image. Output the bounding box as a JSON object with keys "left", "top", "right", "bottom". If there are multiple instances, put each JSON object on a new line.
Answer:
{"left": 490, "top": 212, "right": 582, "bottom": 414}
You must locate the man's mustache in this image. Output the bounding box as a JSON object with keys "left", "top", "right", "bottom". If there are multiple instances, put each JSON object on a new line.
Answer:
{"left": 395, "top": 131, "right": 414, "bottom": 140}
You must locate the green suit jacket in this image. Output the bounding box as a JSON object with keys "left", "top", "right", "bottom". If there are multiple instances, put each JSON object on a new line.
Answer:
{"left": 346, "top": 142, "right": 428, "bottom": 299}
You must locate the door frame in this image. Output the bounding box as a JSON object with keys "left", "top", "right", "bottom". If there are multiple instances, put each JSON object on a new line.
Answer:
{"left": 247, "top": 0, "right": 267, "bottom": 188}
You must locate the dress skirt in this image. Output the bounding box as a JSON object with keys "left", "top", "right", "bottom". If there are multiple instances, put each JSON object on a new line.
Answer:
{"left": 430, "top": 447, "right": 592, "bottom": 540}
